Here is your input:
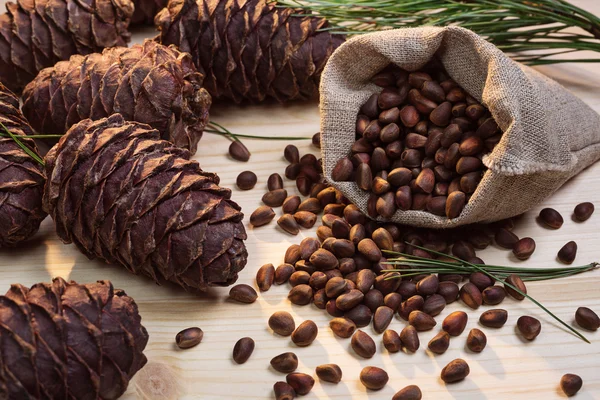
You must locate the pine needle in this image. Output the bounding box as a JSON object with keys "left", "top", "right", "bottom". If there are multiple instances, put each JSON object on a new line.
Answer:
{"left": 382, "top": 243, "right": 594, "bottom": 343}
{"left": 276, "top": 0, "right": 600, "bottom": 65}
{"left": 206, "top": 121, "right": 312, "bottom": 141}
{"left": 0, "top": 122, "right": 44, "bottom": 166}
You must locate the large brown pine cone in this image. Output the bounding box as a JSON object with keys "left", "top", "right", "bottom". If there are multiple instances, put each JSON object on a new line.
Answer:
{"left": 131, "top": 0, "right": 169, "bottom": 24}
{"left": 22, "top": 40, "right": 211, "bottom": 154}
{"left": 44, "top": 114, "right": 248, "bottom": 292}
{"left": 155, "top": 0, "right": 345, "bottom": 103}
{"left": 0, "top": 0, "right": 134, "bottom": 94}
{"left": 0, "top": 83, "right": 46, "bottom": 247}
{"left": 0, "top": 277, "right": 148, "bottom": 399}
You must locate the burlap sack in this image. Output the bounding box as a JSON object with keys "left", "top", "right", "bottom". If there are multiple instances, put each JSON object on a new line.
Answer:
{"left": 320, "top": 26, "right": 600, "bottom": 228}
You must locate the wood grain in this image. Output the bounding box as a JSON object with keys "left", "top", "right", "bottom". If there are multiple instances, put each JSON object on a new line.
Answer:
{"left": 0, "top": 0, "right": 599, "bottom": 398}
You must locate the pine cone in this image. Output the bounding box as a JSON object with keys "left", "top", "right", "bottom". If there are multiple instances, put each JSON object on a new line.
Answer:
{"left": 131, "top": 0, "right": 168, "bottom": 24}
{"left": 0, "top": 83, "right": 46, "bottom": 247}
{"left": 155, "top": 0, "right": 345, "bottom": 103}
{"left": 0, "top": 277, "right": 148, "bottom": 399}
{"left": 43, "top": 114, "right": 248, "bottom": 291}
{"left": 22, "top": 40, "right": 211, "bottom": 154}
{"left": 0, "top": 0, "right": 134, "bottom": 94}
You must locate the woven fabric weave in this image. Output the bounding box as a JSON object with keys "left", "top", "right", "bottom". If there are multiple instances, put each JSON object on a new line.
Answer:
{"left": 320, "top": 27, "right": 600, "bottom": 228}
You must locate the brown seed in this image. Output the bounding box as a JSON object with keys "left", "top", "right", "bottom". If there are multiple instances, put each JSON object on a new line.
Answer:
{"left": 351, "top": 330, "right": 376, "bottom": 358}
{"left": 441, "top": 359, "right": 470, "bottom": 383}
{"left": 495, "top": 228, "right": 519, "bottom": 249}
{"left": 405, "top": 133, "right": 428, "bottom": 149}
{"left": 325, "top": 277, "right": 347, "bottom": 298}
{"left": 374, "top": 272, "right": 401, "bottom": 295}
{"left": 423, "top": 294, "right": 446, "bottom": 317}
{"left": 312, "top": 132, "right": 321, "bottom": 148}
{"left": 428, "top": 331, "right": 450, "bottom": 354}
{"left": 504, "top": 274, "right": 527, "bottom": 300}
{"left": 373, "top": 306, "right": 394, "bottom": 333}
{"left": 336, "top": 289, "right": 365, "bottom": 311}
{"left": 310, "top": 249, "right": 339, "bottom": 270}
{"left": 313, "top": 289, "right": 327, "bottom": 309}
{"left": 236, "top": 171, "right": 258, "bottom": 190}
{"left": 361, "top": 94, "right": 379, "bottom": 117}
{"left": 329, "top": 317, "right": 357, "bottom": 338}
{"left": 271, "top": 352, "right": 299, "bottom": 373}
{"left": 286, "top": 372, "right": 315, "bottom": 395}
{"left": 284, "top": 144, "right": 300, "bottom": 163}
{"left": 393, "top": 385, "right": 422, "bottom": 400}
{"left": 281, "top": 196, "right": 301, "bottom": 215}
{"left": 376, "top": 192, "right": 396, "bottom": 218}
{"left": 426, "top": 196, "right": 447, "bottom": 216}
{"left": 443, "top": 311, "right": 468, "bottom": 336}
{"left": 395, "top": 186, "right": 412, "bottom": 210}
{"left": 387, "top": 167, "right": 412, "bottom": 187}
{"left": 277, "top": 214, "right": 300, "bottom": 235}
{"left": 232, "top": 337, "right": 255, "bottom": 364}
{"left": 401, "top": 149, "right": 423, "bottom": 168}
{"left": 357, "top": 238, "right": 382, "bottom": 262}
{"left": 285, "top": 163, "right": 301, "bottom": 180}
{"left": 557, "top": 241, "right": 577, "bottom": 264}
{"left": 250, "top": 205, "right": 276, "bottom": 227}
{"left": 400, "top": 325, "right": 420, "bottom": 352}
{"left": 416, "top": 275, "right": 439, "bottom": 296}
{"left": 452, "top": 240, "right": 476, "bottom": 260}
{"left": 383, "top": 329, "right": 402, "bottom": 353}
{"left": 512, "top": 237, "right": 536, "bottom": 260}
{"left": 289, "top": 271, "right": 310, "bottom": 287}
{"left": 475, "top": 117, "right": 498, "bottom": 138}
{"left": 441, "top": 124, "right": 463, "bottom": 148}
{"left": 291, "top": 320, "right": 318, "bottom": 347}
{"left": 446, "top": 191, "right": 466, "bottom": 219}
{"left": 380, "top": 87, "right": 406, "bottom": 109}
{"left": 561, "top": 374, "right": 583, "bottom": 397}
{"left": 380, "top": 123, "right": 401, "bottom": 143}
{"left": 409, "top": 89, "right": 438, "bottom": 114}
{"left": 288, "top": 285, "right": 313, "bottom": 305}
{"left": 345, "top": 304, "right": 373, "bottom": 328}
{"left": 229, "top": 140, "right": 250, "bottom": 161}
{"left": 356, "top": 269, "right": 376, "bottom": 294}
{"left": 269, "top": 311, "right": 296, "bottom": 336}
{"left": 309, "top": 271, "right": 328, "bottom": 290}
{"left": 574, "top": 202, "right": 594, "bottom": 222}
{"left": 575, "top": 307, "right": 600, "bottom": 331}
{"left": 360, "top": 366, "right": 389, "bottom": 391}
{"left": 460, "top": 282, "right": 482, "bottom": 309}
{"left": 469, "top": 272, "right": 494, "bottom": 292}
{"left": 291, "top": 211, "right": 316, "bottom": 229}
{"left": 415, "top": 168, "right": 435, "bottom": 193}
{"left": 460, "top": 171, "right": 481, "bottom": 193}
{"left": 370, "top": 147, "right": 390, "bottom": 172}
{"left": 398, "top": 295, "right": 425, "bottom": 320}
{"left": 384, "top": 292, "right": 402, "bottom": 312}
{"left": 400, "top": 105, "right": 420, "bottom": 127}
{"left": 409, "top": 310, "right": 437, "bottom": 331}
{"left": 438, "top": 281, "right": 459, "bottom": 304}
{"left": 455, "top": 156, "right": 482, "bottom": 175}
{"left": 479, "top": 309, "right": 508, "bottom": 328}
{"left": 379, "top": 107, "right": 400, "bottom": 124}
{"left": 175, "top": 327, "right": 204, "bottom": 349}
{"left": 316, "top": 226, "right": 333, "bottom": 242}
{"left": 316, "top": 364, "right": 342, "bottom": 384}
{"left": 297, "top": 197, "right": 322, "bottom": 214}
{"left": 539, "top": 207, "right": 564, "bottom": 229}
{"left": 466, "top": 328, "right": 487, "bottom": 352}
{"left": 256, "top": 263, "right": 275, "bottom": 291}
{"left": 273, "top": 381, "right": 295, "bottom": 400}
{"left": 296, "top": 175, "right": 312, "bottom": 196}
{"left": 229, "top": 284, "right": 258, "bottom": 304}
{"left": 517, "top": 315, "right": 541, "bottom": 340}
{"left": 459, "top": 136, "right": 484, "bottom": 156}
{"left": 482, "top": 286, "right": 506, "bottom": 305}
{"left": 267, "top": 174, "right": 284, "bottom": 192}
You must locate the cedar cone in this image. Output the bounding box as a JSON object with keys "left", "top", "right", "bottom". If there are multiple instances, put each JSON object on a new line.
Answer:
{"left": 131, "top": 0, "right": 169, "bottom": 25}
{"left": 155, "top": 0, "right": 345, "bottom": 103}
{"left": 22, "top": 40, "right": 211, "bottom": 154}
{"left": 0, "top": 277, "right": 148, "bottom": 399}
{"left": 0, "top": 0, "right": 134, "bottom": 94}
{"left": 43, "top": 114, "right": 248, "bottom": 292}
{"left": 0, "top": 83, "right": 46, "bottom": 247}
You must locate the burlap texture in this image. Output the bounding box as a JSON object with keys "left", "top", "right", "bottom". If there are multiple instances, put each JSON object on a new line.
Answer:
{"left": 320, "top": 27, "right": 600, "bottom": 228}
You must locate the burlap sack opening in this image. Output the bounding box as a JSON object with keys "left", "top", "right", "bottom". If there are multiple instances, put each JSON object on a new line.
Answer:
{"left": 320, "top": 26, "right": 600, "bottom": 228}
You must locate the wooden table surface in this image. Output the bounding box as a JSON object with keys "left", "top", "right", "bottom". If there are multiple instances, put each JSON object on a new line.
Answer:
{"left": 1, "top": 0, "right": 600, "bottom": 398}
